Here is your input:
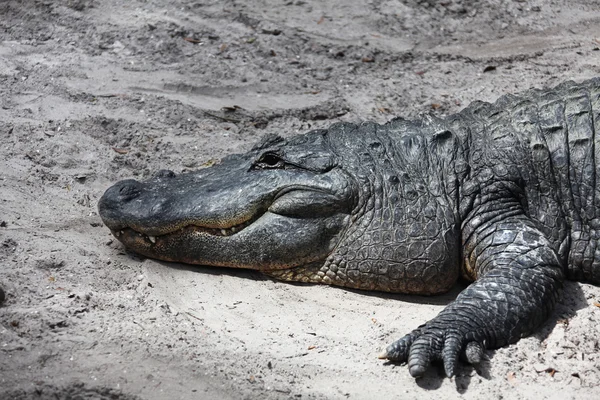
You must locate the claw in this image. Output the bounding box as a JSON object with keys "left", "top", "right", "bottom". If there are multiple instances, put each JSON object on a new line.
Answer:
{"left": 443, "top": 354, "right": 458, "bottom": 378}
{"left": 380, "top": 341, "right": 408, "bottom": 361}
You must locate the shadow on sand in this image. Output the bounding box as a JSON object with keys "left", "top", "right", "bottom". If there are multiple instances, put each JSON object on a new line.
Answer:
{"left": 127, "top": 250, "right": 589, "bottom": 393}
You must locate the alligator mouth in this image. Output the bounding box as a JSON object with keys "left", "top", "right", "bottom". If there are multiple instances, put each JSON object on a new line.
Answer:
{"left": 111, "top": 212, "right": 260, "bottom": 245}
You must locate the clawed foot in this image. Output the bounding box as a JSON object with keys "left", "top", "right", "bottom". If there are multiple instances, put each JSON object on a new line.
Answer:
{"left": 379, "top": 325, "right": 485, "bottom": 378}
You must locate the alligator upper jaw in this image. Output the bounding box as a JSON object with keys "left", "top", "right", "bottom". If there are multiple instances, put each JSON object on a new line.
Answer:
{"left": 102, "top": 186, "right": 347, "bottom": 244}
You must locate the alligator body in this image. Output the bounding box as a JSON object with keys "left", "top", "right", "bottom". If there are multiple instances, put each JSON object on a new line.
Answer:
{"left": 99, "top": 78, "right": 600, "bottom": 378}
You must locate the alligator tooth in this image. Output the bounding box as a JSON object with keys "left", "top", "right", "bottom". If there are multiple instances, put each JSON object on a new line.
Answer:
{"left": 230, "top": 226, "right": 237, "bottom": 233}
{"left": 148, "top": 236, "right": 156, "bottom": 244}
{"left": 120, "top": 230, "right": 125, "bottom": 236}
{"left": 114, "top": 230, "right": 121, "bottom": 237}
{"left": 221, "top": 229, "right": 227, "bottom": 236}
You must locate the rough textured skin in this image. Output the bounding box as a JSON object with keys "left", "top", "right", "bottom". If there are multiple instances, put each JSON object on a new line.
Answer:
{"left": 99, "top": 78, "right": 600, "bottom": 378}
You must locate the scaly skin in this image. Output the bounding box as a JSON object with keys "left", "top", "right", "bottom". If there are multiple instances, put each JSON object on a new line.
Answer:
{"left": 99, "top": 78, "right": 600, "bottom": 378}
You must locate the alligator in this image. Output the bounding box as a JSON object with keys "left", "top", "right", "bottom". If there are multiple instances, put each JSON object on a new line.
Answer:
{"left": 99, "top": 78, "right": 600, "bottom": 378}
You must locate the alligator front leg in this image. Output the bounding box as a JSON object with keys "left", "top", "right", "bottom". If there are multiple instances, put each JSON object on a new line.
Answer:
{"left": 380, "top": 215, "right": 564, "bottom": 378}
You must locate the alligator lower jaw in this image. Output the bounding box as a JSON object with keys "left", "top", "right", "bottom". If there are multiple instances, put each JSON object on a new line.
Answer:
{"left": 112, "top": 218, "right": 255, "bottom": 244}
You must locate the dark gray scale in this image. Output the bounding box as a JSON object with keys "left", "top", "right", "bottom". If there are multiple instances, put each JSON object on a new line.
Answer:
{"left": 518, "top": 95, "right": 569, "bottom": 263}
{"left": 591, "top": 84, "right": 600, "bottom": 284}
{"left": 562, "top": 83, "right": 597, "bottom": 283}
{"left": 532, "top": 81, "right": 599, "bottom": 284}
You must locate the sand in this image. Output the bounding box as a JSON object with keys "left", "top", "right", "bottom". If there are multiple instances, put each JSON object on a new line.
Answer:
{"left": 1, "top": 0, "right": 600, "bottom": 398}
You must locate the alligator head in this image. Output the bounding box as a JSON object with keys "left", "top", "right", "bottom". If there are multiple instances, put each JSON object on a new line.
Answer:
{"left": 99, "top": 119, "right": 461, "bottom": 295}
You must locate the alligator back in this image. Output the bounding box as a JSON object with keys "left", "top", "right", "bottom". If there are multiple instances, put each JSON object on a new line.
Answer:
{"left": 453, "top": 78, "right": 600, "bottom": 284}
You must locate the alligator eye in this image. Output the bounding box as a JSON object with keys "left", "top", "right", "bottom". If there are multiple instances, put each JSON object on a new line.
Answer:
{"left": 254, "top": 152, "right": 285, "bottom": 169}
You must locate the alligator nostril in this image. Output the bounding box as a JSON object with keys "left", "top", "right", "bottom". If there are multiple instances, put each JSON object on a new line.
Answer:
{"left": 154, "top": 169, "right": 176, "bottom": 179}
{"left": 116, "top": 180, "right": 142, "bottom": 201}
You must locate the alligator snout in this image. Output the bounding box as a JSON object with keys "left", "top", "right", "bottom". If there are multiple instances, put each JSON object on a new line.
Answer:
{"left": 103, "top": 170, "right": 177, "bottom": 205}
{"left": 113, "top": 179, "right": 142, "bottom": 201}
{"left": 97, "top": 179, "right": 143, "bottom": 231}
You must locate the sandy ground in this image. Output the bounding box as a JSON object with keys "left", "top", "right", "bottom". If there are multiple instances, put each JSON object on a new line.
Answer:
{"left": 1, "top": 0, "right": 600, "bottom": 399}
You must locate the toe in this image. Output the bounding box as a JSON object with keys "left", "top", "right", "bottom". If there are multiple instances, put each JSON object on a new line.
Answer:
{"left": 442, "top": 334, "right": 462, "bottom": 377}
{"left": 407, "top": 337, "right": 439, "bottom": 378}
{"left": 463, "top": 341, "right": 484, "bottom": 365}
{"left": 381, "top": 331, "right": 419, "bottom": 361}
